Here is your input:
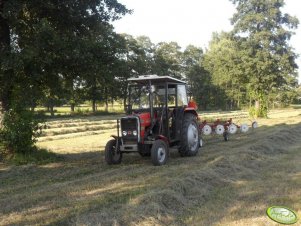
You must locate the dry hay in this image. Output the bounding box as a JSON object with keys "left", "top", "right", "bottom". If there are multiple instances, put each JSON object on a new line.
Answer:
{"left": 70, "top": 121, "right": 301, "bottom": 225}
{"left": 45, "top": 120, "right": 117, "bottom": 129}
{"left": 1, "top": 110, "right": 301, "bottom": 225}
{"left": 40, "top": 124, "right": 116, "bottom": 137}
{"left": 38, "top": 130, "right": 108, "bottom": 142}
{"left": 38, "top": 116, "right": 118, "bottom": 142}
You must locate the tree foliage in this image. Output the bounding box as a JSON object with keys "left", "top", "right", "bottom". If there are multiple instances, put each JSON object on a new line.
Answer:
{"left": 154, "top": 42, "right": 183, "bottom": 78}
{"left": 0, "top": 0, "right": 129, "bottom": 154}
{"left": 230, "top": 0, "right": 299, "bottom": 116}
{"left": 204, "top": 33, "right": 247, "bottom": 109}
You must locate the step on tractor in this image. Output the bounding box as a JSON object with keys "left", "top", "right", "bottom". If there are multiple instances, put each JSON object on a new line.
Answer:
{"left": 105, "top": 75, "right": 257, "bottom": 166}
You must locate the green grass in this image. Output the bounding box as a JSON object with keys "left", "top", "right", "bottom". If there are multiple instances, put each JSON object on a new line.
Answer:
{"left": 6, "top": 148, "right": 60, "bottom": 165}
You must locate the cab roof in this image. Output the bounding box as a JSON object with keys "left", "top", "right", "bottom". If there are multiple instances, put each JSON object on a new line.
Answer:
{"left": 128, "top": 75, "right": 186, "bottom": 84}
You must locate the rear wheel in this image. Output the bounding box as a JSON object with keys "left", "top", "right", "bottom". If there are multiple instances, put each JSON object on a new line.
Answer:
{"left": 105, "top": 139, "right": 122, "bottom": 164}
{"left": 151, "top": 139, "right": 169, "bottom": 166}
{"left": 179, "top": 113, "right": 200, "bottom": 156}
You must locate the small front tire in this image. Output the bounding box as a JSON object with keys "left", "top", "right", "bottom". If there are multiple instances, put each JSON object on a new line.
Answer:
{"left": 105, "top": 139, "right": 122, "bottom": 165}
{"left": 151, "top": 139, "right": 169, "bottom": 166}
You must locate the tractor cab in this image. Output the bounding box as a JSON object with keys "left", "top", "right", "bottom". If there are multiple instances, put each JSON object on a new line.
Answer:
{"left": 126, "top": 75, "right": 194, "bottom": 140}
{"left": 105, "top": 75, "right": 201, "bottom": 166}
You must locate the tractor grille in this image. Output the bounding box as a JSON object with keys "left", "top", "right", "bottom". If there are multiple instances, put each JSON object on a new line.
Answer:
{"left": 121, "top": 116, "right": 139, "bottom": 144}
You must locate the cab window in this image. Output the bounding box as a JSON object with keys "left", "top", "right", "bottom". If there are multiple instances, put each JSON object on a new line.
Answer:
{"left": 177, "top": 85, "right": 188, "bottom": 106}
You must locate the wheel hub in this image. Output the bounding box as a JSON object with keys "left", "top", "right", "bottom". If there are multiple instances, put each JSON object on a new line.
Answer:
{"left": 112, "top": 145, "right": 120, "bottom": 161}
{"left": 157, "top": 147, "right": 166, "bottom": 163}
{"left": 187, "top": 123, "right": 198, "bottom": 151}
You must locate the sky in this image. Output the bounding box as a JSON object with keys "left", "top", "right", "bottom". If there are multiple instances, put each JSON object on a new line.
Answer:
{"left": 113, "top": 0, "right": 301, "bottom": 83}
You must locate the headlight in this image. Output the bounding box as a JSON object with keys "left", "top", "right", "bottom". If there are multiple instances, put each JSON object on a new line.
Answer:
{"left": 133, "top": 130, "right": 137, "bottom": 136}
{"left": 122, "top": 131, "right": 127, "bottom": 136}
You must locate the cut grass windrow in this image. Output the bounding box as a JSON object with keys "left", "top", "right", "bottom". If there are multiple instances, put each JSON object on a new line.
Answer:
{"left": 1, "top": 109, "right": 301, "bottom": 225}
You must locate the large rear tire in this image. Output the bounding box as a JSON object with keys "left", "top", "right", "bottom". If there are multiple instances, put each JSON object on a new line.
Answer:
{"left": 151, "top": 139, "right": 169, "bottom": 166}
{"left": 179, "top": 113, "right": 200, "bottom": 156}
{"left": 105, "top": 139, "right": 122, "bottom": 165}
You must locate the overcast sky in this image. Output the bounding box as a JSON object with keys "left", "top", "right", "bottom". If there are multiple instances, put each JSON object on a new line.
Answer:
{"left": 113, "top": 0, "right": 301, "bottom": 83}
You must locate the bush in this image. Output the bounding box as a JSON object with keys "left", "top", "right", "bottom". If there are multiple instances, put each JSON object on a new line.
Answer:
{"left": 0, "top": 107, "right": 43, "bottom": 154}
{"left": 249, "top": 105, "right": 268, "bottom": 118}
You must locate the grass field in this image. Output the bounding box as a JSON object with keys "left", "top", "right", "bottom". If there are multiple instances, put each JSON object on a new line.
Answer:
{"left": 0, "top": 108, "right": 301, "bottom": 225}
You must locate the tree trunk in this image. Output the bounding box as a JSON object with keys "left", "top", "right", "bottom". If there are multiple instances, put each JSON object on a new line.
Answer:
{"left": 203, "top": 102, "right": 207, "bottom": 111}
{"left": 0, "top": 101, "right": 3, "bottom": 127}
{"left": 0, "top": 0, "right": 12, "bottom": 113}
{"left": 104, "top": 87, "right": 108, "bottom": 112}
{"left": 123, "top": 95, "right": 127, "bottom": 112}
{"left": 0, "top": 1, "right": 10, "bottom": 52}
{"left": 105, "top": 103, "right": 108, "bottom": 112}
{"left": 255, "top": 100, "right": 260, "bottom": 111}
{"left": 92, "top": 99, "right": 96, "bottom": 113}
{"left": 254, "top": 99, "right": 260, "bottom": 117}
{"left": 47, "top": 96, "right": 55, "bottom": 116}
{"left": 70, "top": 78, "right": 75, "bottom": 112}
{"left": 105, "top": 99, "right": 108, "bottom": 112}
{"left": 249, "top": 97, "right": 252, "bottom": 108}
{"left": 50, "top": 106, "right": 54, "bottom": 116}
{"left": 30, "top": 100, "right": 36, "bottom": 112}
{"left": 91, "top": 83, "right": 97, "bottom": 113}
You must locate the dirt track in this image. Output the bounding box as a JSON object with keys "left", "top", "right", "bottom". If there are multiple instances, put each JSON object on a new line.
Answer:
{"left": 0, "top": 109, "right": 301, "bottom": 225}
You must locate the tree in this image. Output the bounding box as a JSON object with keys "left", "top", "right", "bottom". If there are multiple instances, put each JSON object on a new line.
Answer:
{"left": 116, "top": 34, "right": 156, "bottom": 110}
{"left": 182, "top": 45, "right": 207, "bottom": 109}
{"left": 230, "top": 0, "right": 299, "bottom": 117}
{"left": 203, "top": 32, "right": 247, "bottom": 110}
{"left": 153, "top": 42, "right": 183, "bottom": 79}
{"left": 0, "top": 0, "right": 129, "bottom": 154}
{"left": 295, "top": 85, "right": 301, "bottom": 104}
{"left": 0, "top": 0, "right": 13, "bottom": 113}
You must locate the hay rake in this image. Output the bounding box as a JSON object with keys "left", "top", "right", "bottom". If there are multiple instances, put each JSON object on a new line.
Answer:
{"left": 199, "top": 118, "right": 258, "bottom": 141}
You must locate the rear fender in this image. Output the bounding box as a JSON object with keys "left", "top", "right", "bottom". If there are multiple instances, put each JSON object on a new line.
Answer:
{"left": 184, "top": 108, "right": 198, "bottom": 117}
{"left": 184, "top": 109, "right": 200, "bottom": 134}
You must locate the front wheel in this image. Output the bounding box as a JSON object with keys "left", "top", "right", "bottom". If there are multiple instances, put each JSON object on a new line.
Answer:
{"left": 151, "top": 139, "right": 169, "bottom": 166}
{"left": 105, "top": 139, "right": 122, "bottom": 165}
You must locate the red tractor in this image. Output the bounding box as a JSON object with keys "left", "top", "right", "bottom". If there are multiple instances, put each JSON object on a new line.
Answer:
{"left": 105, "top": 75, "right": 202, "bottom": 166}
